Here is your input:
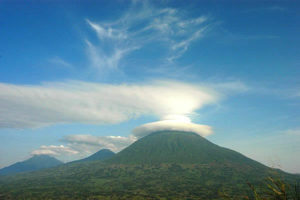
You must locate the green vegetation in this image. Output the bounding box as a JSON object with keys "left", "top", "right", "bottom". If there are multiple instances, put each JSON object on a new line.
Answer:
{"left": 0, "top": 131, "right": 299, "bottom": 199}
{"left": 0, "top": 162, "right": 298, "bottom": 199}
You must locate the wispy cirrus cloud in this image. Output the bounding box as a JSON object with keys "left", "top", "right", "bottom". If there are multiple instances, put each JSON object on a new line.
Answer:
{"left": 48, "top": 56, "right": 73, "bottom": 68}
{"left": 85, "top": 2, "right": 210, "bottom": 72}
{"left": 85, "top": 39, "right": 135, "bottom": 72}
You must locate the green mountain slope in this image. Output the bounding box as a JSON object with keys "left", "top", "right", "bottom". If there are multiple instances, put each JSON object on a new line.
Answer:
{"left": 70, "top": 149, "right": 115, "bottom": 163}
{"left": 0, "top": 131, "right": 298, "bottom": 199}
{"left": 0, "top": 155, "right": 63, "bottom": 175}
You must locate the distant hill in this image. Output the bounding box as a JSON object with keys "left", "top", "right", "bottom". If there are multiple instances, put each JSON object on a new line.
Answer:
{"left": 0, "top": 131, "right": 298, "bottom": 199}
{"left": 0, "top": 155, "right": 63, "bottom": 175}
{"left": 70, "top": 149, "right": 115, "bottom": 163}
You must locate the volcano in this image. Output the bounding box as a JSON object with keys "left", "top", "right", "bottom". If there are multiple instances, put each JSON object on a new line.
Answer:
{"left": 108, "top": 131, "right": 266, "bottom": 168}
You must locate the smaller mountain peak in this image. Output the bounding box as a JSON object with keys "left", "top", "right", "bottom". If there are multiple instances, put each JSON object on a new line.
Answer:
{"left": 0, "top": 155, "right": 63, "bottom": 175}
{"left": 84, "top": 149, "right": 115, "bottom": 161}
{"left": 70, "top": 148, "right": 115, "bottom": 164}
{"left": 97, "top": 149, "right": 115, "bottom": 153}
{"left": 30, "top": 154, "right": 61, "bottom": 161}
{"left": 32, "top": 154, "right": 53, "bottom": 158}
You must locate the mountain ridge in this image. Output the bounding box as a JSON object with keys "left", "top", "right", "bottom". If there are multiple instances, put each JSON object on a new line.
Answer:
{"left": 0, "top": 130, "right": 298, "bottom": 199}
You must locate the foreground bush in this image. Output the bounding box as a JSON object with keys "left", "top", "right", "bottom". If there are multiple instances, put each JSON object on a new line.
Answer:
{"left": 221, "top": 177, "right": 300, "bottom": 200}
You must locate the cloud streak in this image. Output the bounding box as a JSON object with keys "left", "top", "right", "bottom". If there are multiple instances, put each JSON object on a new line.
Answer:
{"left": 0, "top": 80, "right": 219, "bottom": 129}
{"left": 31, "top": 134, "right": 136, "bottom": 159}
{"left": 31, "top": 145, "right": 78, "bottom": 156}
{"left": 48, "top": 57, "right": 73, "bottom": 68}
{"left": 62, "top": 134, "right": 136, "bottom": 153}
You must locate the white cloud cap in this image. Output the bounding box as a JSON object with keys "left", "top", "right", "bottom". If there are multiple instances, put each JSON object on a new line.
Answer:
{"left": 132, "top": 119, "right": 213, "bottom": 139}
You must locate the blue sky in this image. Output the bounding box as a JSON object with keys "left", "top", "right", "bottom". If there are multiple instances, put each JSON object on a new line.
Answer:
{"left": 0, "top": 0, "right": 299, "bottom": 173}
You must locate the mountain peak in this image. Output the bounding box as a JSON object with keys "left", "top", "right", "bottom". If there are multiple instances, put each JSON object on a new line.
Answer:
{"left": 107, "top": 130, "right": 265, "bottom": 168}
